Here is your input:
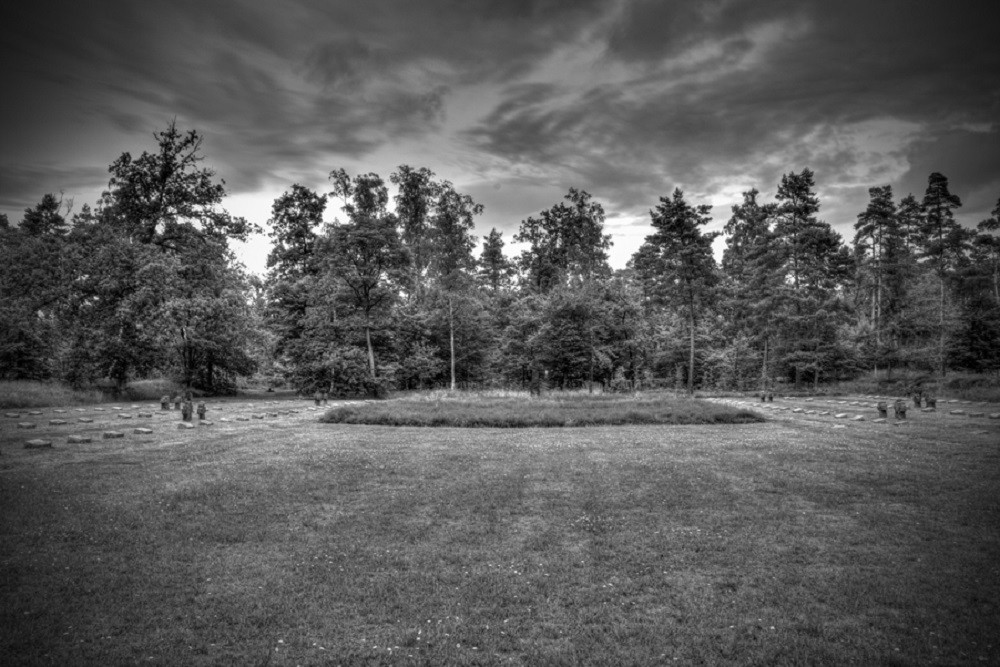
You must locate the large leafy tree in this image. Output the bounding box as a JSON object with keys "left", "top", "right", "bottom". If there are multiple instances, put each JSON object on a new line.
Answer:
{"left": 721, "top": 188, "right": 782, "bottom": 388}
{"left": 515, "top": 188, "right": 611, "bottom": 292}
{"left": 773, "top": 169, "right": 852, "bottom": 387}
{"left": 324, "top": 169, "right": 409, "bottom": 393}
{"left": 632, "top": 189, "right": 719, "bottom": 395}
{"left": 917, "top": 172, "right": 971, "bottom": 375}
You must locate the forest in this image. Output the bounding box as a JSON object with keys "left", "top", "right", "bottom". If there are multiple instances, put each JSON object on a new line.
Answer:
{"left": 2, "top": 124, "right": 998, "bottom": 397}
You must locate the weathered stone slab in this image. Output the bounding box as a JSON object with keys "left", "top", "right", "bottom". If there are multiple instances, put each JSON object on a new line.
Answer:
{"left": 103, "top": 431, "right": 125, "bottom": 439}
{"left": 4, "top": 413, "right": 20, "bottom": 418}
{"left": 133, "top": 428, "right": 153, "bottom": 435}
{"left": 137, "top": 413, "right": 153, "bottom": 418}
{"left": 199, "top": 420, "right": 214, "bottom": 427}
{"left": 111, "top": 407, "right": 122, "bottom": 411}
{"left": 219, "top": 418, "right": 232, "bottom": 423}
{"left": 989, "top": 413, "right": 1000, "bottom": 419}
{"left": 968, "top": 412, "right": 985, "bottom": 418}
{"left": 177, "top": 422, "right": 195, "bottom": 430}
{"left": 852, "top": 415, "right": 865, "bottom": 421}
{"left": 24, "top": 439, "right": 52, "bottom": 449}
{"left": 78, "top": 417, "right": 93, "bottom": 423}
{"left": 74, "top": 408, "right": 86, "bottom": 412}
{"left": 17, "top": 422, "right": 36, "bottom": 429}
{"left": 949, "top": 409, "right": 966, "bottom": 415}
{"left": 118, "top": 414, "right": 133, "bottom": 419}
{"left": 53, "top": 409, "right": 66, "bottom": 413}
{"left": 67, "top": 435, "right": 92, "bottom": 444}
{"left": 28, "top": 411, "right": 42, "bottom": 415}
{"left": 819, "top": 411, "right": 830, "bottom": 415}
{"left": 49, "top": 419, "right": 67, "bottom": 425}
{"left": 873, "top": 418, "right": 887, "bottom": 423}
{"left": 834, "top": 413, "right": 848, "bottom": 419}
{"left": 236, "top": 416, "right": 250, "bottom": 421}
{"left": 921, "top": 408, "right": 936, "bottom": 413}
{"left": 94, "top": 407, "right": 105, "bottom": 411}
{"left": 791, "top": 408, "right": 803, "bottom": 413}
{"left": 252, "top": 414, "right": 264, "bottom": 420}
{"left": 833, "top": 424, "right": 847, "bottom": 429}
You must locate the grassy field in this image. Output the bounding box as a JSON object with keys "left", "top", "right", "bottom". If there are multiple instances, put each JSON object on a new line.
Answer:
{"left": 321, "top": 392, "right": 763, "bottom": 427}
{"left": 2, "top": 395, "right": 999, "bottom": 665}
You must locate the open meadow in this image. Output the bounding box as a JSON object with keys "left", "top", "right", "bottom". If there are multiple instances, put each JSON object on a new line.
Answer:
{"left": 2, "top": 394, "right": 999, "bottom": 665}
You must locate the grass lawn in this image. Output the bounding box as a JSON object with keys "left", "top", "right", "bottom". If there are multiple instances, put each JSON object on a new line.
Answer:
{"left": 1, "top": 397, "right": 999, "bottom": 665}
{"left": 320, "top": 392, "right": 763, "bottom": 427}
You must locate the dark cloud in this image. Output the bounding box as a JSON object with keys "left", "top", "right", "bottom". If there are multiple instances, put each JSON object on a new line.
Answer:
{"left": 2, "top": 0, "right": 998, "bottom": 266}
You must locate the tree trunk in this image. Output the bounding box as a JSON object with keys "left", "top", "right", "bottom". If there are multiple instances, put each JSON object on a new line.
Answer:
{"left": 448, "top": 297, "right": 456, "bottom": 392}
{"left": 365, "top": 321, "right": 376, "bottom": 379}
{"left": 939, "top": 274, "right": 946, "bottom": 376}
{"left": 688, "top": 310, "right": 695, "bottom": 396}
{"left": 761, "top": 337, "right": 768, "bottom": 390}
{"left": 588, "top": 326, "right": 594, "bottom": 394}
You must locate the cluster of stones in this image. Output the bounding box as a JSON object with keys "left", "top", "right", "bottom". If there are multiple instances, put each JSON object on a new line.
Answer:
{"left": 6, "top": 397, "right": 320, "bottom": 451}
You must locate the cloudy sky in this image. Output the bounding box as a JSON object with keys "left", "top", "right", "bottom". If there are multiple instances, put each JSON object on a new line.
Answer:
{"left": 2, "top": 0, "right": 998, "bottom": 272}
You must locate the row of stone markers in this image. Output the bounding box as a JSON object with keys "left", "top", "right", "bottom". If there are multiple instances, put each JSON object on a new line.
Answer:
{"left": 718, "top": 394, "right": 1000, "bottom": 424}
{"left": 9, "top": 398, "right": 330, "bottom": 451}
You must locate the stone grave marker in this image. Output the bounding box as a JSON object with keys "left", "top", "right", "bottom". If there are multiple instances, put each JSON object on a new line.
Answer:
{"left": 24, "top": 439, "right": 53, "bottom": 449}
{"left": 138, "top": 412, "right": 153, "bottom": 418}
{"left": 968, "top": 412, "right": 985, "bottom": 418}
{"left": 49, "top": 419, "right": 67, "bottom": 425}
{"left": 133, "top": 428, "right": 153, "bottom": 435}
{"left": 834, "top": 413, "right": 848, "bottom": 419}
{"left": 5, "top": 413, "right": 20, "bottom": 418}
{"left": 949, "top": 409, "right": 966, "bottom": 415}
{"left": 118, "top": 414, "right": 133, "bottom": 419}
{"left": 78, "top": 417, "right": 93, "bottom": 423}
{"left": 102, "top": 432, "right": 125, "bottom": 439}
{"left": 67, "top": 435, "right": 92, "bottom": 444}
{"left": 17, "top": 422, "right": 36, "bottom": 429}
{"left": 177, "top": 422, "right": 195, "bottom": 430}
{"left": 199, "top": 421, "right": 214, "bottom": 427}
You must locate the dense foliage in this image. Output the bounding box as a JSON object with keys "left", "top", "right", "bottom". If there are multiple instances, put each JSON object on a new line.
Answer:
{"left": 3, "top": 126, "right": 998, "bottom": 395}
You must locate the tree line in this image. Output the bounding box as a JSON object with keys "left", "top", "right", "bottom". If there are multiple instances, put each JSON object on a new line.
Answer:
{"left": 2, "top": 125, "right": 998, "bottom": 395}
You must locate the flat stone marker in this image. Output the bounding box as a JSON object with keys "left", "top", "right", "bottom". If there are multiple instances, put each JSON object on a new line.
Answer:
{"left": 921, "top": 407, "right": 936, "bottom": 412}
{"left": 111, "top": 407, "right": 122, "bottom": 411}
{"left": 49, "top": 419, "right": 68, "bottom": 425}
{"left": 138, "top": 413, "right": 153, "bottom": 418}
{"left": 219, "top": 418, "right": 232, "bottom": 423}
{"left": 968, "top": 412, "right": 985, "bottom": 418}
{"left": 199, "top": 420, "right": 214, "bottom": 427}
{"left": 236, "top": 416, "right": 250, "bottom": 421}
{"left": 833, "top": 424, "right": 847, "bottom": 429}
{"left": 74, "top": 408, "right": 85, "bottom": 412}
{"left": 94, "top": 407, "right": 105, "bottom": 411}
{"left": 24, "top": 439, "right": 53, "bottom": 449}
{"left": 949, "top": 409, "right": 966, "bottom": 415}
{"left": 103, "top": 431, "right": 125, "bottom": 439}
{"left": 28, "top": 411, "right": 42, "bottom": 415}
{"left": 792, "top": 408, "right": 803, "bottom": 413}
{"left": 17, "top": 422, "right": 36, "bottom": 429}
{"left": 834, "top": 413, "right": 848, "bottom": 419}
{"left": 177, "top": 422, "right": 195, "bottom": 430}
{"left": 873, "top": 418, "right": 887, "bottom": 423}
{"left": 118, "top": 414, "right": 133, "bottom": 419}
{"left": 68, "top": 435, "right": 92, "bottom": 444}
{"left": 989, "top": 413, "right": 1000, "bottom": 419}
{"left": 852, "top": 415, "right": 865, "bottom": 421}
{"left": 129, "top": 405, "right": 140, "bottom": 409}
{"left": 53, "top": 409, "right": 66, "bottom": 413}
{"left": 947, "top": 400, "right": 958, "bottom": 403}
{"left": 133, "top": 428, "right": 153, "bottom": 435}
{"left": 819, "top": 411, "right": 830, "bottom": 415}
{"left": 78, "top": 418, "right": 93, "bottom": 423}
{"left": 5, "top": 413, "right": 20, "bottom": 418}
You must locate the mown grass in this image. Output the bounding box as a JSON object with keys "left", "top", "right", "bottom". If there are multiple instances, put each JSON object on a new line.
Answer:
{"left": 321, "top": 392, "right": 763, "bottom": 427}
{"left": 2, "top": 403, "right": 999, "bottom": 665}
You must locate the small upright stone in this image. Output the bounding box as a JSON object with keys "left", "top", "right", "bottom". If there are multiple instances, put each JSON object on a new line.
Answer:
{"left": 161, "top": 395, "right": 171, "bottom": 410}
{"left": 196, "top": 402, "right": 206, "bottom": 420}
{"left": 893, "top": 400, "right": 907, "bottom": 419}
{"left": 877, "top": 401, "right": 888, "bottom": 419}
{"left": 173, "top": 395, "right": 183, "bottom": 410}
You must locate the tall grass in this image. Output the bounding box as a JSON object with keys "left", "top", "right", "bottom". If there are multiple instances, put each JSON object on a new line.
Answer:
{"left": 0, "top": 381, "right": 104, "bottom": 409}
{"left": 321, "top": 392, "right": 763, "bottom": 427}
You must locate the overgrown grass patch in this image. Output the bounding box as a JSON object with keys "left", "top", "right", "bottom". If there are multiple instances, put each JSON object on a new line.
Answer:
{"left": 321, "top": 392, "right": 764, "bottom": 427}
{"left": 0, "top": 380, "right": 104, "bottom": 409}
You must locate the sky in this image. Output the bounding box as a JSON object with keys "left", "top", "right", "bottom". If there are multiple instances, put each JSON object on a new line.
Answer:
{"left": 2, "top": 0, "right": 999, "bottom": 273}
